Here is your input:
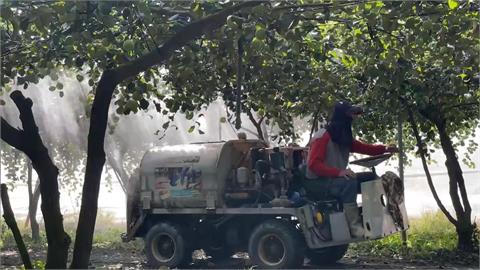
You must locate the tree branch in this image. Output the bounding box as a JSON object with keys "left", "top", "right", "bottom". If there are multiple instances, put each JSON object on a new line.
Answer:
{"left": 9, "top": 91, "right": 37, "bottom": 136}
{"left": 0, "top": 118, "right": 24, "bottom": 151}
{"left": 149, "top": 6, "right": 192, "bottom": 17}
{"left": 273, "top": 2, "right": 362, "bottom": 11}
{"left": 403, "top": 101, "right": 457, "bottom": 225}
{"left": 246, "top": 109, "right": 265, "bottom": 141}
{"left": 70, "top": 2, "right": 263, "bottom": 268}
{"left": 1, "top": 90, "right": 70, "bottom": 268}
{"left": 1, "top": 184, "right": 33, "bottom": 269}
{"left": 443, "top": 102, "right": 479, "bottom": 111}
{"left": 235, "top": 37, "right": 243, "bottom": 130}
{"left": 114, "top": 1, "right": 263, "bottom": 82}
{"left": 309, "top": 108, "right": 321, "bottom": 144}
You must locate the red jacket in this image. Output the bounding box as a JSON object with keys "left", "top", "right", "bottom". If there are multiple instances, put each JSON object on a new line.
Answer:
{"left": 307, "top": 131, "right": 387, "bottom": 177}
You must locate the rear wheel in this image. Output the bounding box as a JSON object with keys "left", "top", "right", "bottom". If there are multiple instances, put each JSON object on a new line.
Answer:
{"left": 306, "top": 244, "right": 349, "bottom": 265}
{"left": 248, "top": 220, "right": 304, "bottom": 269}
{"left": 145, "top": 222, "right": 192, "bottom": 268}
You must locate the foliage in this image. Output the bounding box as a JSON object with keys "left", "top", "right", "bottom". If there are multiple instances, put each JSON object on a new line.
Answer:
{"left": 0, "top": 0, "right": 263, "bottom": 190}
{"left": 0, "top": 142, "right": 27, "bottom": 189}
{"left": 1, "top": 0, "right": 478, "bottom": 254}
{"left": 161, "top": 0, "right": 479, "bottom": 249}
{"left": 1, "top": 137, "right": 86, "bottom": 196}
{"left": 164, "top": 1, "right": 344, "bottom": 142}
{"left": 163, "top": 0, "right": 479, "bottom": 152}
{"left": 31, "top": 260, "right": 46, "bottom": 270}
{"left": 344, "top": 1, "right": 480, "bottom": 163}
{"left": 1, "top": 1, "right": 244, "bottom": 117}
{"left": 1, "top": 1, "right": 478, "bottom": 154}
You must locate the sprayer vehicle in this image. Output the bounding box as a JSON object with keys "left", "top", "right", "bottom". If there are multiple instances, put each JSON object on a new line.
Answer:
{"left": 122, "top": 138, "right": 408, "bottom": 269}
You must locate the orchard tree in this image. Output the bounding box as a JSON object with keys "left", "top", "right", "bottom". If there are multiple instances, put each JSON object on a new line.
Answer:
{"left": 1, "top": 0, "right": 262, "bottom": 268}
{"left": 163, "top": 0, "right": 479, "bottom": 251}
{"left": 256, "top": 0, "right": 479, "bottom": 251}
{"left": 327, "top": 1, "right": 479, "bottom": 251}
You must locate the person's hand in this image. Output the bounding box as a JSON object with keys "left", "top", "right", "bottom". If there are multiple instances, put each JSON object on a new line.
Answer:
{"left": 386, "top": 145, "right": 400, "bottom": 153}
{"left": 339, "top": 169, "right": 355, "bottom": 178}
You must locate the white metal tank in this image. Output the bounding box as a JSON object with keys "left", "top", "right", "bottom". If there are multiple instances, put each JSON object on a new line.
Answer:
{"left": 139, "top": 140, "right": 267, "bottom": 208}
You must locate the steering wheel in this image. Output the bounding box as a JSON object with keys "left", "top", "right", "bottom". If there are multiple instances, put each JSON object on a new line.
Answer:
{"left": 349, "top": 153, "right": 393, "bottom": 168}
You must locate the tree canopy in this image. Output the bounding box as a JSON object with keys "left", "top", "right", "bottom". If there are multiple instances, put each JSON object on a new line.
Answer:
{"left": 1, "top": 0, "right": 479, "bottom": 258}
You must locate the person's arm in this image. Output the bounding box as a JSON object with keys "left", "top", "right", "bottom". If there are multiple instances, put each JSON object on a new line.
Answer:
{"left": 351, "top": 139, "right": 387, "bottom": 155}
{"left": 307, "top": 133, "right": 341, "bottom": 177}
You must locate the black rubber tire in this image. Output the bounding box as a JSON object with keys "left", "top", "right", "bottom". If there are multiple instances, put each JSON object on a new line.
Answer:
{"left": 248, "top": 219, "right": 304, "bottom": 269}
{"left": 145, "top": 222, "right": 192, "bottom": 268}
{"left": 306, "top": 244, "right": 349, "bottom": 265}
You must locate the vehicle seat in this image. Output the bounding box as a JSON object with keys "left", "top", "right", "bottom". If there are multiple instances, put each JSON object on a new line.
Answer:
{"left": 297, "top": 164, "right": 342, "bottom": 206}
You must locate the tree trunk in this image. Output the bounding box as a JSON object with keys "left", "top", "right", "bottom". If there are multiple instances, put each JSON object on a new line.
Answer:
{"left": 235, "top": 37, "right": 243, "bottom": 130}
{"left": 70, "top": 71, "right": 117, "bottom": 269}
{"left": 1, "top": 91, "right": 70, "bottom": 269}
{"left": 1, "top": 184, "right": 33, "bottom": 269}
{"left": 26, "top": 162, "right": 40, "bottom": 242}
{"left": 246, "top": 109, "right": 265, "bottom": 141}
{"left": 308, "top": 109, "right": 321, "bottom": 145}
{"left": 70, "top": 3, "right": 262, "bottom": 268}
{"left": 436, "top": 120, "right": 475, "bottom": 252}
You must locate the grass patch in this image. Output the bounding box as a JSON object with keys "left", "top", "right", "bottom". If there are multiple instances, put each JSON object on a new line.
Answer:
{"left": 1, "top": 210, "right": 142, "bottom": 251}
{"left": 2, "top": 210, "right": 478, "bottom": 267}
{"left": 350, "top": 211, "right": 478, "bottom": 266}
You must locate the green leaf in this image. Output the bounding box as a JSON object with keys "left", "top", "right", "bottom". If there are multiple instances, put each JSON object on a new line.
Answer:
{"left": 193, "top": 3, "right": 202, "bottom": 15}
{"left": 188, "top": 125, "right": 195, "bottom": 133}
{"left": 56, "top": 82, "right": 63, "bottom": 89}
{"left": 123, "top": 40, "right": 135, "bottom": 51}
{"left": 49, "top": 86, "right": 56, "bottom": 91}
{"left": 50, "top": 72, "right": 59, "bottom": 81}
{"left": 353, "top": 28, "right": 362, "bottom": 36}
{"left": 219, "top": 117, "right": 226, "bottom": 123}
{"left": 125, "top": 100, "right": 137, "bottom": 111}
{"left": 448, "top": 0, "right": 459, "bottom": 10}
{"left": 162, "top": 121, "right": 170, "bottom": 129}
{"left": 0, "top": 99, "right": 5, "bottom": 106}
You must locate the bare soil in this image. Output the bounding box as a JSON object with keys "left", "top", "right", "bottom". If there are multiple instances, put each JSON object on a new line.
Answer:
{"left": 1, "top": 245, "right": 478, "bottom": 269}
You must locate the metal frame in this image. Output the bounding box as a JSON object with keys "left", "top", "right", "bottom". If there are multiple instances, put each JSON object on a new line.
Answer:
{"left": 151, "top": 207, "right": 298, "bottom": 215}
{"left": 131, "top": 178, "right": 409, "bottom": 250}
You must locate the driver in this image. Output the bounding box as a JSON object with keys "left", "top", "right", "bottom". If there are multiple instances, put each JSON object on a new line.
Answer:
{"left": 304, "top": 101, "right": 398, "bottom": 238}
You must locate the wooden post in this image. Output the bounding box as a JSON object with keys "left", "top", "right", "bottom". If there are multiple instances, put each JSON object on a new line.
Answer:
{"left": 398, "top": 115, "right": 408, "bottom": 245}
{"left": 1, "top": 184, "right": 33, "bottom": 269}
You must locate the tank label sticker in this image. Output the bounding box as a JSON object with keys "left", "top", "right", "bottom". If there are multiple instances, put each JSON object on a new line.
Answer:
{"left": 154, "top": 167, "right": 202, "bottom": 199}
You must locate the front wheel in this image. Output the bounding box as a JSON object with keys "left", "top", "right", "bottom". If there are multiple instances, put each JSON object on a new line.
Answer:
{"left": 144, "top": 222, "right": 192, "bottom": 268}
{"left": 248, "top": 220, "right": 304, "bottom": 269}
{"left": 306, "top": 244, "right": 349, "bottom": 265}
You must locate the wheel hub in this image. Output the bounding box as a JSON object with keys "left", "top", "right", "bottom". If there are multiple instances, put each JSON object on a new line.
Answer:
{"left": 258, "top": 233, "right": 286, "bottom": 266}
{"left": 152, "top": 233, "right": 176, "bottom": 262}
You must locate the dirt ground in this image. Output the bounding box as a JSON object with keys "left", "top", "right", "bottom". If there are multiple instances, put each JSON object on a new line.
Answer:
{"left": 1, "top": 246, "right": 478, "bottom": 269}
